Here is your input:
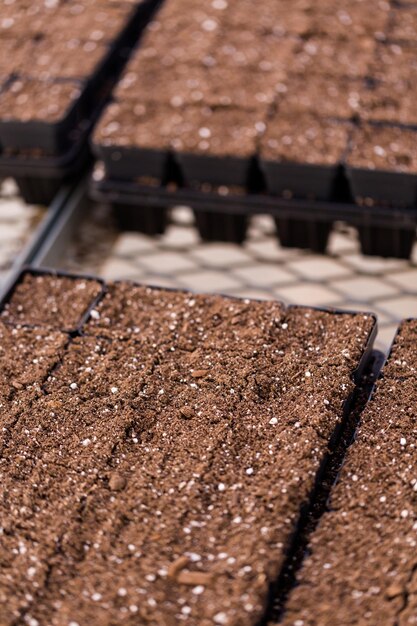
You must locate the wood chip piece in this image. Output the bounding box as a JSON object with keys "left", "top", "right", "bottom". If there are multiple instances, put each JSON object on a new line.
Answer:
{"left": 191, "top": 369, "right": 209, "bottom": 378}
{"left": 176, "top": 570, "right": 214, "bottom": 586}
{"left": 167, "top": 555, "right": 189, "bottom": 579}
{"left": 385, "top": 583, "right": 404, "bottom": 599}
{"left": 108, "top": 473, "right": 126, "bottom": 492}
{"left": 179, "top": 406, "right": 194, "bottom": 419}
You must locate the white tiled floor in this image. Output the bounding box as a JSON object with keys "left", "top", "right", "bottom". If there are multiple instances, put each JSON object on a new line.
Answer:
{"left": 0, "top": 179, "right": 44, "bottom": 289}
{"left": 287, "top": 257, "right": 351, "bottom": 281}
{"left": 60, "top": 201, "right": 417, "bottom": 354}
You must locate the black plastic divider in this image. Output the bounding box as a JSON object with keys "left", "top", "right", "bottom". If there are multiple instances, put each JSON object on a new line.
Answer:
{"left": 91, "top": 177, "right": 417, "bottom": 258}
{"left": 0, "top": 0, "right": 162, "bottom": 206}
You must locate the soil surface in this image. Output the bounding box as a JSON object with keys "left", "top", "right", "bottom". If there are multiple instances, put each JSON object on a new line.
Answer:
{"left": 95, "top": 102, "right": 266, "bottom": 158}
{"left": 26, "top": 38, "right": 108, "bottom": 82}
{"left": 347, "top": 124, "right": 417, "bottom": 173}
{"left": 0, "top": 79, "right": 83, "bottom": 123}
{"left": 0, "top": 0, "right": 137, "bottom": 139}
{"left": 0, "top": 273, "right": 376, "bottom": 626}
{"left": 359, "top": 79, "right": 417, "bottom": 126}
{"left": 261, "top": 113, "right": 350, "bottom": 166}
{"left": 279, "top": 319, "right": 417, "bottom": 626}
{"left": 0, "top": 272, "right": 103, "bottom": 331}
{"left": 280, "top": 74, "right": 363, "bottom": 120}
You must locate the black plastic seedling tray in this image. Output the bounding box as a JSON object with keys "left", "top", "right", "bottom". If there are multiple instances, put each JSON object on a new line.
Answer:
{"left": 0, "top": 265, "right": 382, "bottom": 624}
{"left": 91, "top": 177, "right": 417, "bottom": 258}
{"left": 177, "top": 152, "right": 253, "bottom": 188}
{"left": 98, "top": 145, "right": 171, "bottom": 183}
{"left": 261, "top": 160, "right": 340, "bottom": 201}
{"left": 0, "top": 0, "right": 160, "bottom": 206}
{"left": 0, "top": 267, "right": 107, "bottom": 335}
{"left": 0, "top": 80, "right": 90, "bottom": 156}
{"left": 347, "top": 165, "right": 417, "bottom": 208}
{"left": 0, "top": 141, "right": 92, "bottom": 206}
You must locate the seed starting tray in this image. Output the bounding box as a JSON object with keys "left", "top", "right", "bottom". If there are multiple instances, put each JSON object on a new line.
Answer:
{"left": 91, "top": 175, "right": 417, "bottom": 260}
{"left": 0, "top": 266, "right": 385, "bottom": 625}
{"left": 0, "top": 0, "right": 160, "bottom": 207}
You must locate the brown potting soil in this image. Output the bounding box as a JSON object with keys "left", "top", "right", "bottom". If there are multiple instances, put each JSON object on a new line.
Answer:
{"left": 0, "top": 274, "right": 376, "bottom": 625}
{"left": 0, "top": 273, "right": 103, "bottom": 331}
{"left": 260, "top": 113, "right": 350, "bottom": 167}
{"left": 347, "top": 124, "right": 417, "bottom": 174}
{"left": 0, "top": 79, "right": 83, "bottom": 124}
{"left": 25, "top": 38, "right": 109, "bottom": 82}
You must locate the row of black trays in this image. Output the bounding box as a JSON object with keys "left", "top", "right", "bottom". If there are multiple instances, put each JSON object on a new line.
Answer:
{"left": 91, "top": 145, "right": 417, "bottom": 259}
{"left": 0, "top": 0, "right": 160, "bottom": 207}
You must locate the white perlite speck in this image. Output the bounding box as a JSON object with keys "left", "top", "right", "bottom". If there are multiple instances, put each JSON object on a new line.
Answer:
{"left": 269, "top": 417, "right": 278, "bottom": 425}
{"left": 70, "top": 382, "right": 78, "bottom": 390}
{"left": 90, "top": 309, "right": 100, "bottom": 320}
{"left": 218, "top": 483, "right": 226, "bottom": 492}
{"left": 214, "top": 612, "right": 228, "bottom": 624}
{"left": 245, "top": 468, "right": 254, "bottom": 475}
{"left": 111, "top": 386, "right": 119, "bottom": 394}
{"left": 145, "top": 574, "right": 156, "bottom": 582}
